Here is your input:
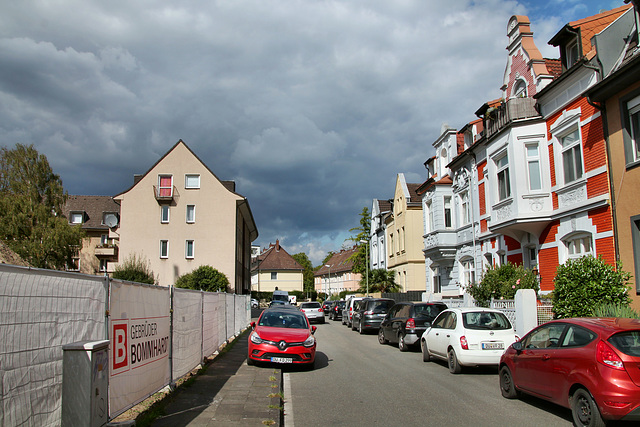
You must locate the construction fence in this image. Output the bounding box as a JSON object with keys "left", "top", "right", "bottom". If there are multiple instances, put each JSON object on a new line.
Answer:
{"left": 0, "top": 264, "right": 251, "bottom": 426}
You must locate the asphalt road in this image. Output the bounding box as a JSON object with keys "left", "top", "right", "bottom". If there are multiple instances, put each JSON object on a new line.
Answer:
{"left": 283, "top": 315, "right": 574, "bottom": 427}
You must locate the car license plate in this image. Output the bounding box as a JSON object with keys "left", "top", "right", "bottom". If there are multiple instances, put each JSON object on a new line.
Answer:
{"left": 271, "top": 357, "right": 293, "bottom": 363}
{"left": 482, "top": 342, "right": 504, "bottom": 350}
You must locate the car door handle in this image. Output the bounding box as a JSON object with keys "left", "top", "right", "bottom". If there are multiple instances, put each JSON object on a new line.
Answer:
{"left": 446, "top": 335, "right": 450, "bottom": 338}
{"left": 542, "top": 354, "right": 551, "bottom": 360}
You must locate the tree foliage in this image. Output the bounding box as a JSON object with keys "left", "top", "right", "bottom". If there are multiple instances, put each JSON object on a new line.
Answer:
{"left": 112, "top": 254, "right": 156, "bottom": 284}
{"left": 175, "top": 265, "right": 230, "bottom": 292}
{"left": 0, "top": 143, "right": 84, "bottom": 269}
{"left": 553, "top": 255, "right": 631, "bottom": 318}
{"left": 359, "top": 268, "right": 400, "bottom": 294}
{"left": 292, "top": 252, "right": 314, "bottom": 293}
{"left": 347, "top": 206, "right": 371, "bottom": 274}
{"left": 465, "top": 263, "right": 539, "bottom": 307}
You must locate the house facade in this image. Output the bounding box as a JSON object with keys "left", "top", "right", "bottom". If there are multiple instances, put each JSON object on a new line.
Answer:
{"left": 114, "top": 140, "right": 258, "bottom": 292}
{"left": 314, "top": 246, "right": 362, "bottom": 296}
{"left": 370, "top": 198, "right": 391, "bottom": 270}
{"left": 251, "top": 240, "right": 304, "bottom": 293}
{"left": 587, "top": 2, "right": 640, "bottom": 309}
{"left": 64, "top": 195, "right": 120, "bottom": 275}
{"left": 385, "top": 174, "right": 425, "bottom": 291}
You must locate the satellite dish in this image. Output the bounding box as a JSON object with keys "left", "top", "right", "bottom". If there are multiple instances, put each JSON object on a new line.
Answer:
{"left": 104, "top": 214, "right": 118, "bottom": 229}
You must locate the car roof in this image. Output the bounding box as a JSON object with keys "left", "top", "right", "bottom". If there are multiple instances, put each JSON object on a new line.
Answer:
{"left": 543, "top": 317, "right": 640, "bottom": 336}
{"left": 445, "top": 307, "right": 504, "bottom": 314}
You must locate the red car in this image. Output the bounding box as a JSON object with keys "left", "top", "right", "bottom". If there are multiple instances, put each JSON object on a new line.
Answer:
{"left": 247, "top": 307, "right": 317, "bottom": 368}
{"left": 499, "top": 318, "right": 640, "bottom": 425}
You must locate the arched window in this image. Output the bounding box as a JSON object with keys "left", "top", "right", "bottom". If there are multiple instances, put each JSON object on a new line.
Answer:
{"left": 564, "top": 233, "right": 593, "bottom": 259}
{"left": 513, "top": 79, "right": 527, "bottom": 98}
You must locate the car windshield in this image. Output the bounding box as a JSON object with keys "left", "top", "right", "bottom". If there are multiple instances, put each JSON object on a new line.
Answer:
{"left": 414, "top": 304, "right": 446, "bottom": 319}
{"left": 608, "top": 331, "right": 640, "bottom": 357}
{"left": 301, "top": 302, "right": 321, "bottom": 309}
{"left": 259, "top": 311, "right": 309, "bottom": 329}
{"left": 462, "top": 311, "right": 512, "bottom": 330}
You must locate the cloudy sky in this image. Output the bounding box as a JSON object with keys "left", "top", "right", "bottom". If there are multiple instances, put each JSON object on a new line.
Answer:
{"left": 0, "top": 0, "right": 626, "bottom": 265}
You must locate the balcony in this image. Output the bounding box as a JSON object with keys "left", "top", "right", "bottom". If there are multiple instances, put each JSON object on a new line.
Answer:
{"left": 153, "top": 185, "right": 175, "bottom": 201}
{"left": 483, "top": 98, "right": 539, "bottom": 140}
{"left": 95, "top": 245, "right": 118, "bottom": 257}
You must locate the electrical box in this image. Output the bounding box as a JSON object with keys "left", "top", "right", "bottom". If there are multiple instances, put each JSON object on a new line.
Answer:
{"left": 62, "top": 340, "right": 110, "bottom": 427}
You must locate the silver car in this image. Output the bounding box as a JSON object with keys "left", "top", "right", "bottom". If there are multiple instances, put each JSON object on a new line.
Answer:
{"left": 299, "top": 302, "right": 325, "bottom": 324}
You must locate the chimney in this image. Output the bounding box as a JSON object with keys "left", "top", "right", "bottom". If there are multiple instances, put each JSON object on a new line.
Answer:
{"left": 276, "top": 239, "right": 280, "bottom": 251}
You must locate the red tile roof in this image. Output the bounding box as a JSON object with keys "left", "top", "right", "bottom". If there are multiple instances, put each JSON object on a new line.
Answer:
{"left": 251, "top": 240, "right": 303, "bottom": 271}
{"left": 544, "top": 58, "right": 562, "bottom": 79}
{"left": 314, "top": 246, "right": 358, "bottom": 276}
{"left": 569, "top": 4, "right": 632, "bottom": 60}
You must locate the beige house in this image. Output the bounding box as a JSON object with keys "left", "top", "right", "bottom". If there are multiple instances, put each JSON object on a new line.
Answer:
{"left": 385, "top": 173, "right": 425, "bottom": 291}
{"left": 114, "top": 140, "right": 258, "bottom": 292}
{"left": 314, "top": 246, "right": 362, "bottom": 296}
{"left": 251, "top": 240, "right": 303, "bottom": 293}
{"left": 64, "top": 195, "right": 120, "bottom": 275}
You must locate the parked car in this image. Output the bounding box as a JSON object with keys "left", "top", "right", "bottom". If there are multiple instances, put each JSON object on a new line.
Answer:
{"left": 251, "top": 298, "right": 259, "bottom": 309}
{"left": 322, "top": 300, "right": 334, "bottom": 314}
{"left": 247, "top": 307, "right": 317, "bottom": 368}
{"left": 421, "top": 308, "right": 517, "bottom": 373}
{"left": 351, "top": 298, "right": 395, "bottom": 334}
{"left": 499, "top": 317, "right": 640, "bottom": 426}
{"left": 299, "top": 301, "right": 325, "bottom": 324}
{"left": 379, "top": 302, "right": 448, "bottom": 352}
{"left": 342, "top": 296, "right": 368, "bottom": 328}
{"left": 269, "top": 300, "right": 287, "bottom": 308}
{"left": 330, "top": 300, "right": 345, "bottom": 321}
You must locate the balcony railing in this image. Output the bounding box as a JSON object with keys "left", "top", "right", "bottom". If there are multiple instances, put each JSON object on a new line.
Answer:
{"left": 153, "top": 185, "right": 175, "bottom": 201}
{"left": 484, "top": 98, "right": 539, "bottom": 139}
{"left": 95, "top": 245, "right": 118, "bottom": 257}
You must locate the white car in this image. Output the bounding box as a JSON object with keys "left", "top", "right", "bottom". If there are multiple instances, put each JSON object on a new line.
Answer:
{"left": 299, "top": 302, "right": 325, "bottom": 324}
{"left": 420, "top": 308, "right": 518, "bottom": 374}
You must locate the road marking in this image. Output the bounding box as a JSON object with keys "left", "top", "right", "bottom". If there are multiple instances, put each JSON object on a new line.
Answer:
{"left": 283, "top": 372, "right": 294, "bottom": 427}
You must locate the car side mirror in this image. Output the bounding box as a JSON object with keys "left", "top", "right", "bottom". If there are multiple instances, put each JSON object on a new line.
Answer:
{"left": 311, "top": 326, "right": 317, "bottom": 334}
{"left": 512, "top": 341, "right": 523, "bottom": 352}
{"left": 250, "top": 321, "right": 256, "bottom": 329}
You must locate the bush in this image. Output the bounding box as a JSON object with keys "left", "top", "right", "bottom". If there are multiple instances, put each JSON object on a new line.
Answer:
{"left": 175, "top": 265, "right": 229, "bottom": 292}
{"left": 592, "top": 303, "right": 640, "bottom": 319}
{"left": 553, "top": 255, "right": 631, "bottom": 318}
{"left": 112, "top": 254, "right": 156, "bottom": 284}
{"left": 466, "top": 263, "right": 539, "bottom": 307}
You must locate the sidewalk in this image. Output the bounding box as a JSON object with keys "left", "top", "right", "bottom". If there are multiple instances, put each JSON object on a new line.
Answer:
{"left": 149, "top": 330, "right": 282, "bottom": 427}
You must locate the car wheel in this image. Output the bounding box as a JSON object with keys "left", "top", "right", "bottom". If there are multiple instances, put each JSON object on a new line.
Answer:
{"left": 448, "top": 348, "right": 462, "bottom": 374}
{"left": 342, "top": 316, "right": 346, "bottom": 325}
{"left": 571, "top": 388, "right": 606, "bottom": 427}
{"left": 358, "top": 322, "right": 364, "bottom": 335}
{"left": 320, "top": 317, "right": 325, "bottom": 324}
{"left": 351, "top": 320, "right": 357, "bottom": 331}
{"left": 398, "top": 333, "right": 409, "bottom": 352}
{"left": 499, "top": 366, "right": 519, "bottom": 399}
{"left": 378, "top": 328, "right": 388, "bottom": 345}
{"left": 421, "top": 338, "right": 431, "bottom": 362}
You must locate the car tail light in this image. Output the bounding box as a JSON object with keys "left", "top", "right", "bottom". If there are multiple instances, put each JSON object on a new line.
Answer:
{"left": 318, "top": 308, "right": 323, "bottom": 312}
{"left": 364, "top": 310, "right": 373, "bottom": 315}
{"left": 596, "top": 340, "right": 625, "bottom": 370}
{"left": 460, "top": 336, "right": 468, "bottom": 350}
{"left": 406, "top": 318, "right": 415, "bottom": 329}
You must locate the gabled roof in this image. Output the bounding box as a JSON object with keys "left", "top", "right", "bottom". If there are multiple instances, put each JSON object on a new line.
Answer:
{"left": 374, "top": 199, "right": 392, "bottom": 214}
{"left": 64, "top": 195, "right": 120, "bottom": 230}
{"left": 314, "top": 246, "right": 359, "bottom": 276}
{"left": 251, "top": 240, "right": 303, "bottom": 271}
{"left": 416, "top": 174, "right": 453, "bottom": 195}
{"left": 406, "top": 183, "right": 422, "bottom": 204}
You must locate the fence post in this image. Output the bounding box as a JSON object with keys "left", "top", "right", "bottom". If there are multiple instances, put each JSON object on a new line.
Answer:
{"left": 515, "top": 289, "right": 537, "bottom": 337}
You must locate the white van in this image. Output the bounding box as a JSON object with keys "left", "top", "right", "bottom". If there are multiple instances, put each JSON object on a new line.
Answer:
{"left": 272, "top": 289, "right": 290, "bottom": 304}
{"left": 342, "top": 296, "right": 367, "bottom": 328}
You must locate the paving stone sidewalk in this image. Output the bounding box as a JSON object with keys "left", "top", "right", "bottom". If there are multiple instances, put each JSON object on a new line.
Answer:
{"left": 150, "top": 331, "right": 282, "bottom": 427}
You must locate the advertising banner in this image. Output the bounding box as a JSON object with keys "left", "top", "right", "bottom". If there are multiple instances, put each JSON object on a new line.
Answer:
{"left": 109, "top": 281, "right": 170, "bottom": 417}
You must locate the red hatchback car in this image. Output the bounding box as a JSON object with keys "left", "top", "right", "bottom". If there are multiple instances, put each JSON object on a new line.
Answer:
{"left": 247, "top": 307, "right": 317, "bottom": 368}
{"left": 499, "top": 318, "right": 640, "bottom": 426}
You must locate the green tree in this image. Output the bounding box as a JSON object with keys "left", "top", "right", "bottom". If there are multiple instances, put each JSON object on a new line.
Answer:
{"left": 465, "top": 263, "right": 539, "bottom": 307}
{"left": 0, "top": 143, "right": 84, "bottom": 269}
{"left": 553, "top": 255, "right": 631, "bottom": 318}
{"left": 359, "top": 268, "right": 400, "bottom": 293}
{"left": 175, "top": 265, "right": 230, "bottom": 292}
{"left": 292, "top": 252, "right": 314, "bottom": 293}
{"left": 112, "top": 254, "right": 156, "bottom": 284}
{"left": 346, "top": 206, "right": 371, "bottom": 274}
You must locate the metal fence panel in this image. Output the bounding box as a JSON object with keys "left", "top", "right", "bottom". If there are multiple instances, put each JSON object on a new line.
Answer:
{"left": 172, "top": 288, "right": 204, "bottom": 379}
{"left": 0, "top": 265, "right": 107, "bottom": 427}
{"left": 202, "top": 292, "right": 221, "bottom": 357}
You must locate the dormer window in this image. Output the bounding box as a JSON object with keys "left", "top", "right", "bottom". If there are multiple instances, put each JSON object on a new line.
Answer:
{"left": 564, "top": 39, "right": 580, "bottom": 69}
{"left": 69, "top": 212, "right": 84, "bottom": 224}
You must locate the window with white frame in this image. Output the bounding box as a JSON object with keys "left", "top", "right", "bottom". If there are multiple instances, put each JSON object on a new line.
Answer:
{"left": 185, "top": 240, "right": 194, "bottom": 259}
{"left": 271, "top": 272, "right": 277, "bottom": 280}
{"left": 628, "top": 94, "right": 640, "bottom": 162}
{"left": 70, "top": 212, "right": 84, "bottom": 224}
{"left": 461, "top": 259, "right": 475, "bottom": 286}
{"left": 565, "top": 39, "right": 580, "bottom": 69}
{"left": 160, "top": 240, "right": 169, "bottom": 258}
{"left": 432, "top": 266, "right": 441, "bottom": 293}
{"left": 565, "top": 234, "right": 592, "bottom": 259}
{"left": 526, "top": 143, "right": 542, "bottom": 191}
{"left": 99, "top": 259, "right": 108, "bottom": 272}
{"left": 185, "top": 174, "right": 200, "bottom": 189}
{"left": 161, "top": 205, "right": 170, "bottom": 223}
{"left": 561, "top": 129, "right": 583, "bottom": 184}
{"left": 444, "top": 196, "right": 452, "bottom": 228}
{"left": 186, "top": 205, "right": 195, "bottom": 223}
{"left": 513, "top": 79, "right": 527, "bottom": 98}
{"left": 525, "top": 246, "right": 538, "bottom": 269}
{"left": 101, "top": 234, "right": 109, "bottom": 246}
{"left": 426, "top": 200, "right": 434, "bottom": 232}
{"left": 158, "top": 175, "right": 173, "bottom": 197}
{"left": 496, "top": 152, "right": 511, "bottom": 201}
{"left": 460, "top": 191, "right": 470, "bottom": 225}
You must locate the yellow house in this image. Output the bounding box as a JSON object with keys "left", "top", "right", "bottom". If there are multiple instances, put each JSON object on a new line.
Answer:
{"left": 385, "top": 173, "right": 426, "bottom": 292}
{"left": 251, "top": 240, "right": 304, "bottom": 293}
{"left": 114, "top": 140, "right": 258, "bottom": 292}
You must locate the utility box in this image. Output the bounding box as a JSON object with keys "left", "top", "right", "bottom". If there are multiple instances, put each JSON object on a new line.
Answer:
{"left": 62, "top": 340, "right": 110, "bottom": 427}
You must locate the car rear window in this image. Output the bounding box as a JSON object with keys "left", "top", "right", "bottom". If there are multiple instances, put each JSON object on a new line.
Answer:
{"left": 608, "top": 331, "right": 640, "bottom": 357}
{"left": 462, "top": 311, "right": 512, "bottom": 330}
{"left": 369, "top": 300, "right": 394, "bottom": 313}
{"left": 414, "top": 304, "right": 446, "bottom": 319}
{"left": 302, "top": 302, "right": 321, "bottom": 309}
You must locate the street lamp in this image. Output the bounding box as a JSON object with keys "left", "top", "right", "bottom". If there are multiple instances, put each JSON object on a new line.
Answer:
{"left": 324, "top": 264, "right": 331, "bottom": 298}
{"left": 359, "top": 239, "right": 369, "bottom": 297}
